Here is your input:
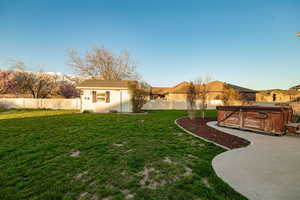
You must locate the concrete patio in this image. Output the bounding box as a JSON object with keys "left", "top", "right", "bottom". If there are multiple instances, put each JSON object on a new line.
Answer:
{"left": 208, "top": 121, "right": 300, "bottom": 200}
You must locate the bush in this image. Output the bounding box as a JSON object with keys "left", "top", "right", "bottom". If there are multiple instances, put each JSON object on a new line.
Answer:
{"left": 293, "top": 115, "right": 300, "bottom": 123}
{"left": 82, "top": 110, "right": 93, "bottom": 114}
{"left": 109, "top": 110, "right": 118, "bottom": 113}
{"left": 129, "top": 84, "right": 148, "bottom": 113}
{"left": 59, "top": 82, "right": 79, "bottom": 98}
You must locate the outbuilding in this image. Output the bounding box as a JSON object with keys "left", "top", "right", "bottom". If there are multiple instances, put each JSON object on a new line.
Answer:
{"left": 76, "top": 79, "right": 137, "bottom": 113}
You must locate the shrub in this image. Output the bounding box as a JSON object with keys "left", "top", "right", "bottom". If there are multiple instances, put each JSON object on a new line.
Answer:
{"left": 59, "top": 82, "right": 79, "bottom": 98}
{"left": 129, "top": 83, "right": 148, "bottom": 113}
{"left": 82, "top": 110, "right": 93, "bottom": 114}
{"left": 109, "top": 110, "right": 118, "bottom": 113}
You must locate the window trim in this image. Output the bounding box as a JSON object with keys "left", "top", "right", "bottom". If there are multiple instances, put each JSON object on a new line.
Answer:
{"left": 91, "top": 90, "right": 111, "bottom": 103}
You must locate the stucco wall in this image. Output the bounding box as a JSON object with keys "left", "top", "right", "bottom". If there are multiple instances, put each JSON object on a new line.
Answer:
{"left": 256, "top": 92, "right": 300, "bottom": 103}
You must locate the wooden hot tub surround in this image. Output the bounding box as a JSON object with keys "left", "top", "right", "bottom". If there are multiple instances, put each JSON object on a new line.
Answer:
{"left": 217, "top": 106, "right": 293, "bottom": 136}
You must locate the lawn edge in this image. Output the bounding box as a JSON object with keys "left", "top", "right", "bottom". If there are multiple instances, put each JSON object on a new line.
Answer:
{"left": 174, "top": 117, "right": 230, "bottom": 150}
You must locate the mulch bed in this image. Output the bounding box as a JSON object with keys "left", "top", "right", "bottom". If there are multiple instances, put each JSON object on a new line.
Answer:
{"left": 176, "top": 117, "right": 250, "bottom": 149}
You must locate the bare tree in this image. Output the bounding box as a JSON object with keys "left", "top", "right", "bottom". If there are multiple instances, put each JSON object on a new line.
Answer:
{"left": 67, "top": 47, "right": 139, "bottom": 80}
{"left": 0, "top": 70, "right": 18, "bottom": 94}
{"left": 186, "top": 82, "right": 197, "bottom": 120}
{"left": 8, "top": 61, "right": 59, "bottom": 98}
{"left": 14, "top": 71, "right": 59, "bottom": 98}
{"left": 195, "top": 77, "right": 211, "bottom": 121}
{"left": 221, "top": 83, "right": 241, "bottom": 105}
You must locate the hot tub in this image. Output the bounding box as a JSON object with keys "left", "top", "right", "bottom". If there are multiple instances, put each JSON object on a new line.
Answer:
{"left": 216, "top": 106, "right": 293, "bottom": 135}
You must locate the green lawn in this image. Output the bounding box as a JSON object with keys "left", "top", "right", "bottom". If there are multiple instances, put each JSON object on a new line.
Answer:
{"left": 0, "top": 109, "right": 246, "bottom": 200}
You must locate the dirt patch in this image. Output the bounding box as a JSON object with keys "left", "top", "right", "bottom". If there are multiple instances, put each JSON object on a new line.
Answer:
{"left": 201, "top": 177, "right": 210, "bottom": 187}
{"left": 139, "top": 167, "right": 155, "bottom": 188}
{"left": 91, "top": 194, "right": 98, "bottom": 200}
{"left": 124, "top": 149, "right": 133, "bottom": 153}
{"left": 183, "top": 166, "right": 193, "bottom": 177}
{"left": 121, "top": 189, "right": 135, "bottom": 199}
{"left": 176, "top": 117, "right": 250, "bottom": 149}
{"left": 174, "top": 132, "right": 184, "bottom": 136}
{"left": 70, "top": 150, "right": 80, "bottom": 157}
{"left": 139, "top": 167, "right": 167, "bottom": 189}
{"left": 113, "top": 143, "right": 124, "bottom": 147}
{"left": 89, "top": 181, "right": 97, "bottom": 187}
{"left": 77, "top": 192, "right": 89, "bottom": 200}
{"left": 163, "top": 157, "right": 173, "bottom": 164}
{"left": 75, "top": 171, "right": 88, "bottom": 180}
{"left": 187, "top": 154, "right": 198, "bottom": 159}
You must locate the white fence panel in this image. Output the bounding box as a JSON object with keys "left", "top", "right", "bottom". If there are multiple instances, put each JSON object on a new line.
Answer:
{"left": 143, "top": 100, "right": 220, "bottom": 110}
{"left": 0, "top": 98, "right": 81, "bottom": 110}
{"left": 1, "top": 98, "right": 221, "bottom": 111}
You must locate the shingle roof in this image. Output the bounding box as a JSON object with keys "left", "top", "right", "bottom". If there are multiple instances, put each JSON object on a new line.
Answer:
{"left": 290, "top": 85, "right": 300, "bottom": 90}
{"left": 227, "top": 83, "right": 257, "bottom": 93}
{"left": 154, "top": 81, "right": 256, "bottom": 94}
{"left": 169, "top": 82, "right": 190, "bottom": 93}
{"left": 76, "top": 79, "right": 137, "bottom": 88}
{"left": 151, "top": 87, "right": 170, "bottom": 94}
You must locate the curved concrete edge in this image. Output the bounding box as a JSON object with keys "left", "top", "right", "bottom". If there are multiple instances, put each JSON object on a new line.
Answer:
{"left": 174, "top": 118, "right": 250, "bottom": 198}
{"left": 208, "top": 121, "right": 300, "bottom": 200}
{"left": 174, "top": 118, "right": 230, "bottom": 150}
{"left": 207, "top": 121, "right": 257, "bottom": 199}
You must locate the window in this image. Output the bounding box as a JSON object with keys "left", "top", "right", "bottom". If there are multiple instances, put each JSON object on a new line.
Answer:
{"left": 273, "top": 94, "right": 277, "bottom": 102}
{"left": 92, "top": 91, "right": 110, "bottom": 103}
{"left": 97, "top": 92, "right": 106, "bottom": 102}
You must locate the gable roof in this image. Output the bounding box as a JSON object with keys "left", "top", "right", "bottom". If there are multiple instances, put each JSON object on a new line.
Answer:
{"left": 151, "top": 87, "right": 170, "bottom": 94}
{"left": 76, "top": 79, "right": 137, "bottom": 88}
{"left": 167, "top": 81, "right": 256, "bottom": 94}
{"left": 290, "top": 85, "right": 300, "bottom": 90}
{"left": 258, "top": 89, "right": 300, "bottom": 95}
{"left": 227, "top": 83, "right": 257, "bottom": 93}
{"left": 169, "top": 82, "right": 190, "bottom": 93}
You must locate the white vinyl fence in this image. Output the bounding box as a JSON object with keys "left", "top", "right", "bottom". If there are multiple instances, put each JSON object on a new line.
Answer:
{"left": 0, "top": 98, "right": 81, "bottom": 110}
{"left": 0, "top": 98, "right": 222, "bottom": 111}
{"left": 143, "top": 100, "right": 222, "bottom": 110}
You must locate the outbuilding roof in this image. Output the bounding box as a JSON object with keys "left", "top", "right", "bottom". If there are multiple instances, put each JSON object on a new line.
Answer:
{"left": 76, "top": 79, "right": 137, "bottom": 88}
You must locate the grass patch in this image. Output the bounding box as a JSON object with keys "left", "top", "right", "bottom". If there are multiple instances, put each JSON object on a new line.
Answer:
{"left": 0, "top": 109, "right": 246, "bottom": 200}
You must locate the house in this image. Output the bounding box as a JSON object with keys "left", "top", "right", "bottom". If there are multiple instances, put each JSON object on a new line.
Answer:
{"left": 290, "top": 85, "right": 300, "bottom": 92}
{"left": 256, "top": 89, "right": 300, "bottom": 103}
{"left": 150, "top": 81, "right": 257, "bottom": 103}
{"left": 76, "top": 79, "right": 137, "bottom": 113}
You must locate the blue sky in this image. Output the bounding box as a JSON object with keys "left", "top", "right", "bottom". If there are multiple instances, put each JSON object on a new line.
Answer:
{"left": 0, "top": 0, "right": 299, "bottom": 90}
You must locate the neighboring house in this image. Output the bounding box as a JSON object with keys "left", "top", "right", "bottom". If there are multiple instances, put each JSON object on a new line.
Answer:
{"left": 77, "top": 79, "right": 137, "bottom": 113}
{"left": 150, "top": 81, "right": 256, "bottom": 103}
{"left": 256, "top": 89, "right": 300, "bottom": 103}
{"left": 290, "top": 85, "right": 300, "bottom": 91}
